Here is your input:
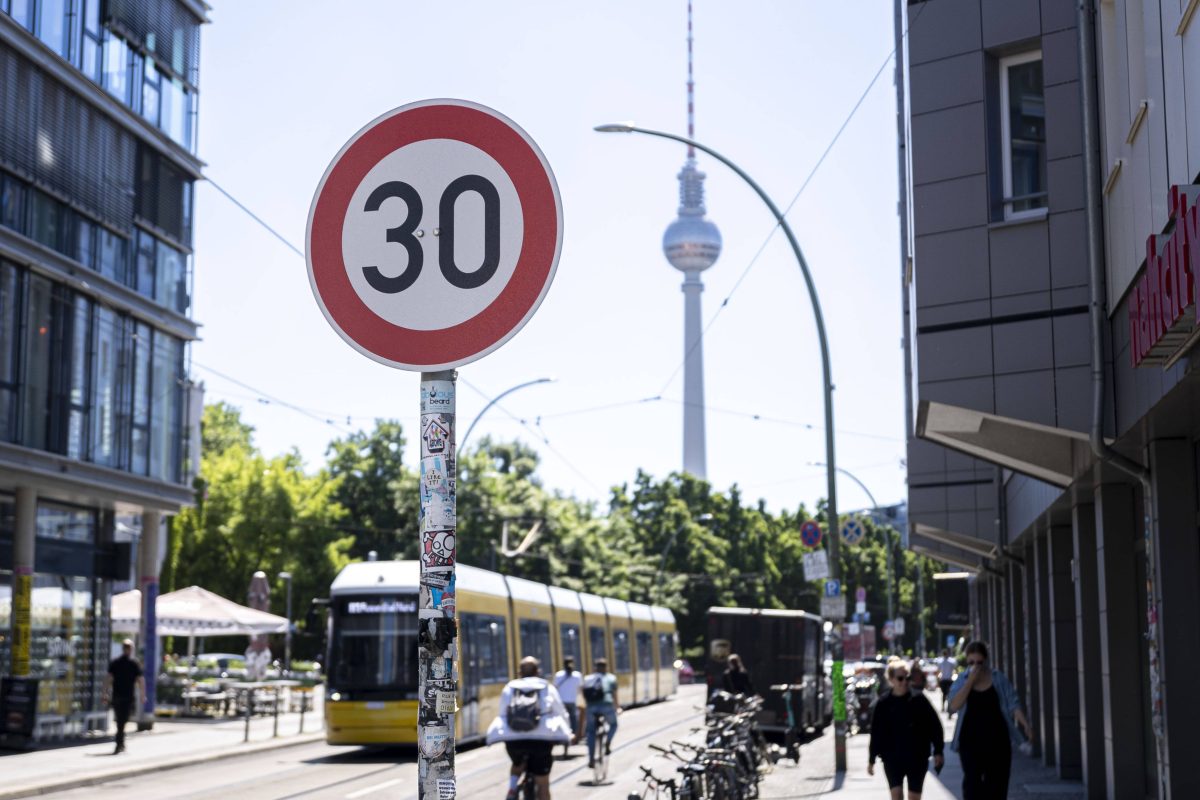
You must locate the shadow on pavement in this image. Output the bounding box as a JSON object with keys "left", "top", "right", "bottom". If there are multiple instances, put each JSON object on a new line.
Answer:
{"left": 302, "top": 745, "right": 418, "bottom": 765}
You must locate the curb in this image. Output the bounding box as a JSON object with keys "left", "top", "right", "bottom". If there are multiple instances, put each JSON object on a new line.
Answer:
{"left": 0, "top": 731, "right": 326, "bottom": 799}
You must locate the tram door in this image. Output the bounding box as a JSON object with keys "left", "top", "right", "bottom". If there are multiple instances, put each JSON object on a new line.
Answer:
{"left": 459, "top": 617, "right": 482, "bottom": 738}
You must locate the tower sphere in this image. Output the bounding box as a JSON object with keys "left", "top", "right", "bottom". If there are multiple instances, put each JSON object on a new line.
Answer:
{"left": 664, "top": 214, "right": 722, "bottom": 273}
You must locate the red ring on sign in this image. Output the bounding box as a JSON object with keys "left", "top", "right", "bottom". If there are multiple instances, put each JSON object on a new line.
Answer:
{"left": 308, "top": 102, "right": 559, "bottom": 369}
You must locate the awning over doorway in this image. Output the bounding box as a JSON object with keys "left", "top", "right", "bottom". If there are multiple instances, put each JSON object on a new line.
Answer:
{"left": 917, "top": 400, "right": 1095, "bottom": 488}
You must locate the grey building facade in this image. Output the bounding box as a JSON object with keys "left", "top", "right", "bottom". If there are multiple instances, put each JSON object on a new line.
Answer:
{"left": 0, "top": 0, "right": 206, "bottom": 740}
{"left": 901, "top": 0, "right": 1200, "bottom": 797}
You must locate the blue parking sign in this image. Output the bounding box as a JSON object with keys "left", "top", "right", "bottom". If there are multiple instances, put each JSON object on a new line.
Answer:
{"left": 824, "top": 579, "right": 841, "bottom": 598}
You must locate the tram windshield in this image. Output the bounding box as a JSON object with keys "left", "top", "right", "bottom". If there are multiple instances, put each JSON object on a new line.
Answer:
{"left": 330, "top": 594, "right": 419, "bottom": 692}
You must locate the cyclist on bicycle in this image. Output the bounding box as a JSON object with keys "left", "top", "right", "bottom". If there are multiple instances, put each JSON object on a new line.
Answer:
{"left": 487, "top": 656, "right": 572, "bottom": 800}
{"left": 582, "top": 657, "right": 621, "bottom": 769}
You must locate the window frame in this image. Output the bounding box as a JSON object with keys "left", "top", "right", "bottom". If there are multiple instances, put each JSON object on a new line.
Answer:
{"left": 998, "top": 50, "right": 1048, "bottom": 222}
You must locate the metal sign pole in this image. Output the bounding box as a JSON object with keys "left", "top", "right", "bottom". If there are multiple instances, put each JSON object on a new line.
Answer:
{"left": 419, "top": 371, "right": 459, "bottom": 800}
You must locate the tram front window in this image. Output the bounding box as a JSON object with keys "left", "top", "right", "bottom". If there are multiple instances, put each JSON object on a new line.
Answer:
{"left": 331, "top": 595, "right": 418, "bottom": 694}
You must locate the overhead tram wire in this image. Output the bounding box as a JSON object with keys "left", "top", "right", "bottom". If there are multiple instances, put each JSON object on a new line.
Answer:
{"left": 192, "top": 360, "right": 354, "bottom": 435}
{"left": 656, "top": 4, "right": 928, "bottom": 397}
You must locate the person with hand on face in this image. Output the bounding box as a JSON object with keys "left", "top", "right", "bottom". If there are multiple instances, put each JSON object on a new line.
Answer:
{"left": 868, "top": 660, "right": 944, "bottom": 800}
{"left": 947, "top": 641, "right": 1033, "bottom": 800}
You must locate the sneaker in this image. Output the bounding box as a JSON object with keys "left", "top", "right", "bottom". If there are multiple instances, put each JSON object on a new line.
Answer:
{"left": 605, "top": 744, "right": 611, "bottom": 755}
{"left": 588, "top": 759, "right": 594, "bottom": 768}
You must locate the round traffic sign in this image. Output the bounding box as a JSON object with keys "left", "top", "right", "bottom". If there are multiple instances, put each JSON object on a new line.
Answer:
{"left": 307, "top": 99, "right": 563, "bottom": 371}
{"left": 841, "top": 518, "right": 866, "bottom": 546}
{"left": 800, "top": 520, "right": 823, "bottom": 548}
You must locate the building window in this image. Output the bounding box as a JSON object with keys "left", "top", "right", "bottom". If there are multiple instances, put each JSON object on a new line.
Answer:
{"left": 148, "top": 331, "right": 182, "bottom": 482}
{"left": 8, "top": 0, "right": 33, "bottom": 30}
{"left": 613, "top": 628, "right": 631, "bottom": 673}
{"left": 36, "top": 502, "right": 96, "bottom": 542}
{"left": 999, "top": 51, "right": 1047, "bottom": 220}
{"left": 21, "top": 274, "right": 54, "bottom": 450}
{"left": 36, "top": 0, "right": 69, "bottom": 59}
{"left": 130, "top": 321, "right": 151, "bottom": 475}
{"left": 67, "top": 294, "right": 92, "bottom": 460}
{"left": 0, "top": 263, "right": 19, "bottom": 442}
{"left": 91, "top": 305, "right": 124, "bottom": 468}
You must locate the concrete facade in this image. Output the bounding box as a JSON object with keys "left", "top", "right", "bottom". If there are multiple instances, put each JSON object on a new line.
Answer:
{"left": 902, "top": 0, "right": 1200, "bottom": 797}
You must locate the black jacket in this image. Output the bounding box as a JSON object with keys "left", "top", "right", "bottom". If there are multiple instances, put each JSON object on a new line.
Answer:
{"left": 722, "top": 669, "right": 754, "bottom": 696}
{"left": 868, "top": 689, "right": 944, "bottom": 766}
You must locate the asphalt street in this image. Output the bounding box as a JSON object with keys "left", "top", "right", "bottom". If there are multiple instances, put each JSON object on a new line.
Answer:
{"left": 36, "top": 684, "right": 712, "bottom": 800}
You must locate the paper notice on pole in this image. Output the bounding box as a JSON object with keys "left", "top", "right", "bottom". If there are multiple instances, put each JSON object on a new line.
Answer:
{"left": 846, "top": 622, "right": 860, "bottom": 636}
{"left": 855, "top": 601, "right": 866, "bottom": 615}
{"left": 437, "top": 778, "right": 456, "bottom": 799}
{"left": 802, "top": 550, "right": 830, "bottom": 581}
{"left": 893, "top": 617, "right": 906, "bottom": 635}
{"left": 820, "top": 596, "right": 846, "bottom": 620}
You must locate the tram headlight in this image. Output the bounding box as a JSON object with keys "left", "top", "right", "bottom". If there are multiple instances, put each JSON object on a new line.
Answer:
{"left": 329, "top": 692, "right": 341, "bottom": 701}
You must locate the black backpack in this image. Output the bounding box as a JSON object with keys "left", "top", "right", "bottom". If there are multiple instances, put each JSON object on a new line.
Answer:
{"left": 507, "top": 685, "right": 544, "bottom": 732}
{"left": 582, "top": 673, "right": 607, "bottom": 704}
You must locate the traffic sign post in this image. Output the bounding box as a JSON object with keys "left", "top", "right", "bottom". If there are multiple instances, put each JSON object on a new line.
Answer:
{"left": 307, "top": 99, "right": 562, "bottom": 800}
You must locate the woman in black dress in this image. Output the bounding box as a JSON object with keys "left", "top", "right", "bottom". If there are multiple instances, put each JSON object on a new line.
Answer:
{"left": 868, "top": 660, "right": 944, "bottom": 799}
{"left": 947, "top": 641, "right": 1032, "bottom": 800}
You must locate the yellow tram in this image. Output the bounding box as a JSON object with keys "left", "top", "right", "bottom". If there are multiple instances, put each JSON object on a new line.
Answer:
{"left": 323, "top": 560, "right": 679, "bottom": 746}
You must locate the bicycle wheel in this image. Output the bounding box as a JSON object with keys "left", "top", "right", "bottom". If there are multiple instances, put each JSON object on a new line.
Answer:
{"left": 593, "top": 724, "right": 609, "bottom": 783}
{"left": 521, "top": 774, "right": 537, "bottom": 800}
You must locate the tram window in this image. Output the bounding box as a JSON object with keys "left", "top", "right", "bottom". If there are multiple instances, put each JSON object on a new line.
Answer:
{"left": 519, "top": 619, "right": 552, "bottom": 669}
{"left": 613, "top": 629, "right": 631, "bottom": 673}
{"left": 560, "top": 624, "right": 582, "bottom": 667}
{"left": 589, "top": 626, "right": 607, "bottom": 664}
{"left": 658, "top": 633, "right": 675, "bottom": 668}
{"left": 636, "top": 632, "right": 654, "bottom": 671}
{"left": 331, "top": 595, "right": 418, "bottom": 690}
{"left": 467, "top": 613, "right": 509, "bottom": 684}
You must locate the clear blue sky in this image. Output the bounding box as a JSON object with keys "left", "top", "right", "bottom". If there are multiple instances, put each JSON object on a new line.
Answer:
{"left": 192, "top": 1, "right": 907, "bottom": 516}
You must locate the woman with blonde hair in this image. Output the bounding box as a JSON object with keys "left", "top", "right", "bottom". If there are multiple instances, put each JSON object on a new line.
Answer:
{"left": 868, "top": 659, "right": 944, "bottom": 799}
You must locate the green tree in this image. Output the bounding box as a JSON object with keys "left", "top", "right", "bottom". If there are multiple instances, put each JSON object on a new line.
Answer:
{"left": 326, "top": 419, "right": 419, "bottom": 561}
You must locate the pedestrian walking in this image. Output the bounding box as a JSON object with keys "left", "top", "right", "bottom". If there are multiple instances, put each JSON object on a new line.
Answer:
{"left": 103, "top": 639, "right": 144, "bottom": 754}
{"left": 552, "top": 656, "right": 583, "bottom": 757}
{"left": 721, "top": 653, "right": 755, "bottom": 696}
{"left": 947, "top": 641, "right": 1033, "bottom": 800}
{"left": 937, "top": 649, "right": 956, "bottom": 713}
{"left": 868, "top": 660, "right": 944, "bottom": 800}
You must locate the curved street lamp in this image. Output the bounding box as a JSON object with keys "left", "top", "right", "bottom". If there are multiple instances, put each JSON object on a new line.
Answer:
{"left": 596, "top": 122, "right": 844, "bottom": 771}
{"left": 459, "top": 377, "right": 555, "bottom": 452}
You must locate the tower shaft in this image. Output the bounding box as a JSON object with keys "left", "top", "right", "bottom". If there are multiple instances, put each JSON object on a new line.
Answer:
{"left": 682, "top": 272, "right": 706, "bottom": 478}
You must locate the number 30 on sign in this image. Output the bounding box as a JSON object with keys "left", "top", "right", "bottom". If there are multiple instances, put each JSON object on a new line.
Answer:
{"left": 307, "top": 99, "right": 563, "bottom": 373}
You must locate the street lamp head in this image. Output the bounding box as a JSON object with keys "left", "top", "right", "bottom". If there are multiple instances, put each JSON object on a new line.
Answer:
{"left": 594, "top": 122, "right": 636, "bottom": 133}
{"left": 278, "top": 571, "right": 292, "bottom": 580}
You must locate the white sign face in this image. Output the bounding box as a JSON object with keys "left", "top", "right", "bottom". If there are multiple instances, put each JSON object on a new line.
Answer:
{"left": 855, "top": 601, "right": 867, "bottom": 615}
{"left": 846, "top": 622, "right": 861, "bottom": 636}
{"left": 802, "top": 550, "right": 830, "bottom": 581}
{"left": 893, "top": 617, "right": 906, "bottom": 635}
{"left": 342, "top": 139, "right": 524, "bottom": 331}
{"left": 820, "top": 596, "right": 846, "bottom": 621}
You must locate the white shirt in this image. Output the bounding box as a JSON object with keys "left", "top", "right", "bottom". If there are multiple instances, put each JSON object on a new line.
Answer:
{"left": 939, "top": 657, "right": 955, "bottom": 681}
{"left": 486, "top": 677, "right": 572, "bottom": 744}
{"left": 553, "top": 669, "right": 582, "bottom": 703}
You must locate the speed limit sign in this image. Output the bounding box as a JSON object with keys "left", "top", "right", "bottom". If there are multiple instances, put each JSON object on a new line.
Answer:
{"left": 307, "top": 99, "right": 563, "bottom": 371}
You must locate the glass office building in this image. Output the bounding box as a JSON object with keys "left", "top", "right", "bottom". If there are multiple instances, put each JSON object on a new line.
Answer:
{"left": 0, "top": 0, "right": 206, "bottom": 740}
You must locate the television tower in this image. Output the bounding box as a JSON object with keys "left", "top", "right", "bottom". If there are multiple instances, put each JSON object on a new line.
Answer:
{"left": 663, "top": 0, "right": 722, "bottom": 478}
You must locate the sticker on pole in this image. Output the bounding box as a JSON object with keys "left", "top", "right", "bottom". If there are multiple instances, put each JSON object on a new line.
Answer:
{"left": 307, "top": 99, "right": 564, "bottom": 371}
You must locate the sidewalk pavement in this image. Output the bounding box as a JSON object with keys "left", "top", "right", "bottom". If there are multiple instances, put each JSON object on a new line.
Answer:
{"left": 759, "top": 692, "right": 1085, "bottom": 799}
{"left": 0, "top": 695, "right": 325, "bottom": 800}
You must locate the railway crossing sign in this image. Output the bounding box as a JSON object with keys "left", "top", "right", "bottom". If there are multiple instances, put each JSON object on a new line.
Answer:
{"left": 800, "top": 520, "right": 823, "bottom": 547}
{"left": 840, "top": 517, "right": 866, "bottom": 546}
{"left": 307, "top": 99, "right": 564, "bottom": 371}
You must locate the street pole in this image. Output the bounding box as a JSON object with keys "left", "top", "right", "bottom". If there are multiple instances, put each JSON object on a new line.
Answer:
{"left": 595, "top": 122, "right": 844, "bottom": 771}
{"left": 419, "top": 371, "right": 459, "bottom": 800}
{"left": 811, "top": 462, "right": 896, "bottom": 651}
{"left": 278, "top": 572, "right": 292, "bottom": 675}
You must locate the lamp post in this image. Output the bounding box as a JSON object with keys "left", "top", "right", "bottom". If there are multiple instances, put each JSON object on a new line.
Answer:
{"left": 809, "top": 462, "right": 896, "bottom": 650}
{"left": 595, "top": 122, "right": 845, "bottom": 771}
{"left": 458, "top": 377, "right": 555, "bottom": 452}
{"left": 278, "top": 571, "right": 292, "bottom": 676}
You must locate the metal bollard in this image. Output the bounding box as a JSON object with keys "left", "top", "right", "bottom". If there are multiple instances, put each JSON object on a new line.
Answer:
{"left": 273, "top": 686, "right": 280, "bottom": 738}
{"left": 299, "top": 691, "right": 307, "bottom": 734}
{"left": 243, "top": 688, "right": 251, "bottom": 743}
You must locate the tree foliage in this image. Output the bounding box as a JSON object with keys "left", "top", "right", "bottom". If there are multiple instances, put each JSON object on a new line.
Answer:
{"left": 167, "top": 404, "right": 942, "bottom": 661}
